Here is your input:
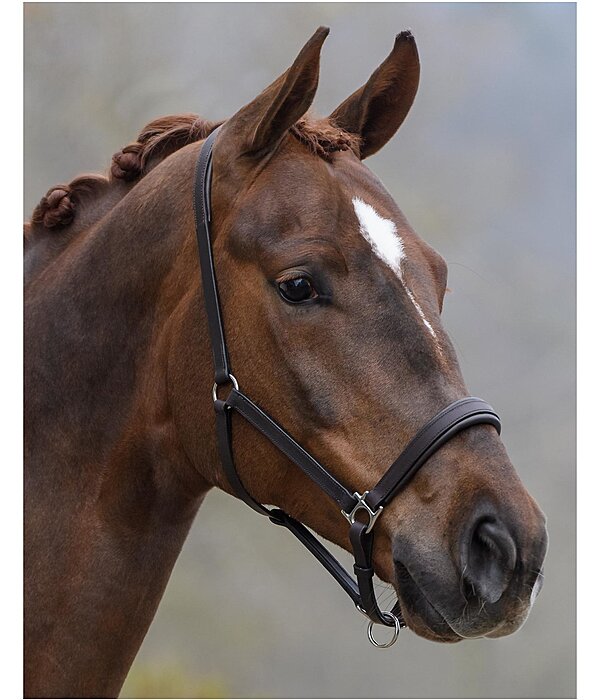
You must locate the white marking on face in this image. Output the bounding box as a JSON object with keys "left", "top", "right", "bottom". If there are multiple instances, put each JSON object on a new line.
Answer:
{"left": 352, "top": 197, "right": 443, "bottom": 354}
{"left": 404, "top": 286, "right": 437, "bottom": 337}
{"left": 352, "top": 196, "right": 405, "bottom": 277}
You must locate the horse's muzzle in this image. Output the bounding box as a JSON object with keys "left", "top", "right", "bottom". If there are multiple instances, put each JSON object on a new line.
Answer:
{"left": 392, "top": 500, "right": 548, "bottom": 641}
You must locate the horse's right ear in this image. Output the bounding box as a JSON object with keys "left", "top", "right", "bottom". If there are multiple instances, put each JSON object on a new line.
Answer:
{"left": 220, "top": 27, "right": 329, "bottom": 158}
{"left": 329, "top": 31, "right": 420, "bottom": 159}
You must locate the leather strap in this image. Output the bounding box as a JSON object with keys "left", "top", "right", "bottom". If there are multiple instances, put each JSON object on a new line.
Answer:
{"left": 226, "top": 388, "right": 357, "bottom": 513}
{"left": 270, "top": 509, "right": 362, "bottom": 606}
{"left": 350, "top": 520, "right": 393, "bottom": 625}
{"left": 366, "top": 397, "right": 500, "bottom": 510}
{"left": 214, "top": 399, "right": 271, "bottom": 517}
{"left": 193, "top": 127, "right": 230, "bottom": 384}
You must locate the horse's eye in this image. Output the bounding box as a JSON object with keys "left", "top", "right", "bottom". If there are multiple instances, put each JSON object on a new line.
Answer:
{"left": 277, "top": 276, "right": 316, "bottom": 304}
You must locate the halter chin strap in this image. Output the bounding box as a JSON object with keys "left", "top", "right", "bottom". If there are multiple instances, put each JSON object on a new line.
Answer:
{"left": 193, "top": 127, "right": 501, "bottom": 646}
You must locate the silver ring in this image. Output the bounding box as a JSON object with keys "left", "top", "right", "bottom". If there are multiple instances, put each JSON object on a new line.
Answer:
{"left": 212, "top": 373, "right": 239, "bottom": 403}
{"left": 367, "top": 611, "right": 401, "bottom": 648}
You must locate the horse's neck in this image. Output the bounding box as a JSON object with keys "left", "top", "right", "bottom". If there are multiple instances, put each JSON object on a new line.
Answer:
{"left": 24, "top": 161, "right": 203, "bottom": 492}
{"left": 24, "top": 150, "right": 213, "bottom": 698}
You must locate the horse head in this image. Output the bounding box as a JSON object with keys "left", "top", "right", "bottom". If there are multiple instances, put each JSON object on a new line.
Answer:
{"left": 167, "top": 28, "right": 548, "bottom": 642}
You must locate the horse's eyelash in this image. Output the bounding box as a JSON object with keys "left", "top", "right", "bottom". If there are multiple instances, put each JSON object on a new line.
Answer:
{"left": 275, "top": 269, "right": 313, "bottom": 283}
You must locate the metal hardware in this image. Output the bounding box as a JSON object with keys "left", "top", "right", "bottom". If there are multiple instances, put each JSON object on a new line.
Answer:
{"left": 342, "top": 491, "right": 383, "bottom": 534}
{"left": 367, "top": 611, "right": 401, "bottom": 648}
{"left": 212, "top": 373, "right": 239, "bottom": 403}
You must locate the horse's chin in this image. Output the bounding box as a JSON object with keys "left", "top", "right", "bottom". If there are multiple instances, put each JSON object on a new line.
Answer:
{"left": 399, "top": 606, "right": 462, "bottom": 643}
{"left": 393, "top": 562, "right": 463, "bottom": 643}
{"left": 396, "top": 601, "right": 463, "bottom": 644}
{"left": 392, "top": 561, "right": 537, "bottom": 643}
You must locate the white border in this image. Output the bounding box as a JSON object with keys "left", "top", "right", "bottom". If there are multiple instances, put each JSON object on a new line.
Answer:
{"left": 11, "top": 2, "right": 582, "bottom": 699}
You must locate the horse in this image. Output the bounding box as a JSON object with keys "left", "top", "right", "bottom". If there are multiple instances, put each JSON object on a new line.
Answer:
{"left": 24, "top": 27, "right": 548, "bottom": 698}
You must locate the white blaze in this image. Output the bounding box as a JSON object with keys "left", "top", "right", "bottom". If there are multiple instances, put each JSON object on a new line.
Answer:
{"left": 352, "top": 197, "right": 442, "bottom": 351}
{"left": 352, "top": 196, "right": 405, "bottom": 277}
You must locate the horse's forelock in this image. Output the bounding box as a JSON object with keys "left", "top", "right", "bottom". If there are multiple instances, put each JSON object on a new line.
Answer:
{"left": 290, "top": 117, "right": 362, "bottom": 159}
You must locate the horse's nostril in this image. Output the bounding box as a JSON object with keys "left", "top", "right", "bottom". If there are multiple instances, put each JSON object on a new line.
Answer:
{"left": 461, "top": 517, "right": 517, "bottom": 605}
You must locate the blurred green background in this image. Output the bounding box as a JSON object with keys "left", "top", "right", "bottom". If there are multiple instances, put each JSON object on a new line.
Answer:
{"left": 24, "top": 3, "right": 575, "bottom": 698}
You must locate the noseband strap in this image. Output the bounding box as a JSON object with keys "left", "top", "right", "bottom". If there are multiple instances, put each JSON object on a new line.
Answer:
{"left": 193, "top": 128, "right": 501, "bottom": 644}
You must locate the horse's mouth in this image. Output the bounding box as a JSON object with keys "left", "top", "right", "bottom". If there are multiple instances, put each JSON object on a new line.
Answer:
{"left": 393, "top": 561, "right": 463, "bottom": 643}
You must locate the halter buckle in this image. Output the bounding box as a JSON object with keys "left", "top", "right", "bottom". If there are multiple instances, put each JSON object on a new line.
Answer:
{"left": 342, "top": 491, "right": 383, "bottom": 534}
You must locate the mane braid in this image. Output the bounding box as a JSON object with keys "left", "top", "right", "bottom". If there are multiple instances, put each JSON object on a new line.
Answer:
{"left": 111, "top": 114, "right": 223, "bottom": 181}
{"left": 26, "top": 114, "right": 222, "bottom": 234}
{"left": 26, "top": 113, "right": 359, "bottom": 236}
{"left": 29, "top": 174, "right": 111, "bottom": 232}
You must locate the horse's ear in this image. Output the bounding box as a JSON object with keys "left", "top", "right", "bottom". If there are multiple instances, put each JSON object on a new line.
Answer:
{"left": 330, "top": 31, "right": 420, "bottom": 159}
{"left": 222, "top": 26, "right": 329, "bottom": 157}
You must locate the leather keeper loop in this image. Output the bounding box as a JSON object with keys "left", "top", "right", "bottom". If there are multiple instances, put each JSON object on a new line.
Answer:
{"left": 353, "top": 564, "right": 374, "bottom": 577}
{"left": 215, "top": 368, "right": 231, "bottom": 385}
{"left": 213, "top": 399, "right": 229, "bottom": 414}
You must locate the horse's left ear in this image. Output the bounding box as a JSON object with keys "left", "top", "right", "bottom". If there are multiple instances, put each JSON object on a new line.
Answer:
{"left": 330, "top": 31, "right": 420, "bottom": 159}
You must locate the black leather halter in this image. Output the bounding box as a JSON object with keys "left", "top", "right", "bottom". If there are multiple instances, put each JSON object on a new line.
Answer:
{"left": 193, "top": 127, "right": 501, "bottom": 647}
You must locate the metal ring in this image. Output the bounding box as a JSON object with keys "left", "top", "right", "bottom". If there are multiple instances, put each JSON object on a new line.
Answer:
{"left": 367, "top": 611, "right": 401, "bottom": 648}
{"left": 212, "top": 373, "right": 239, "bottom": 403}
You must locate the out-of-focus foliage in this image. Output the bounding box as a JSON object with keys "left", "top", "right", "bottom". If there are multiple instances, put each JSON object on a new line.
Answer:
{"left": 25, "top": 3, "right": 575, "bottom": 698}
{"left": 121, "top": 664, "right": 229, "bottom": 699}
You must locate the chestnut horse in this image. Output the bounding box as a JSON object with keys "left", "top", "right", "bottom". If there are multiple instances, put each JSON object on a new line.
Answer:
{"left": 24, "top": 28, "right": 547, "bottom": 698}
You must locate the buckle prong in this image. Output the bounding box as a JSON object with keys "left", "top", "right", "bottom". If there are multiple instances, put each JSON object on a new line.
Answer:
{"left": 342, "top": 491, "right": 383, "bottom": 534}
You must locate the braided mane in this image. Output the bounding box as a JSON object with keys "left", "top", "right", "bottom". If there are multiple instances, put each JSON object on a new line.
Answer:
{"left": 26, "top": 113, "right": 360, "bottom": 236}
